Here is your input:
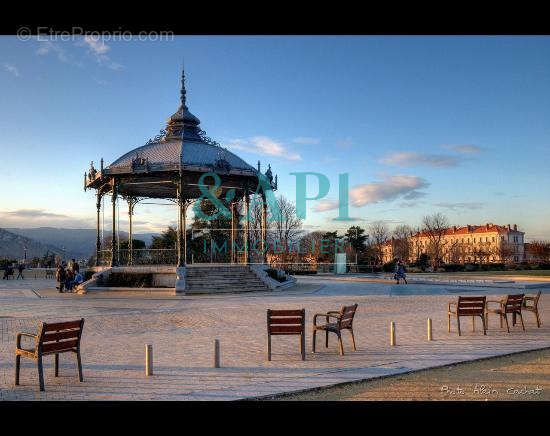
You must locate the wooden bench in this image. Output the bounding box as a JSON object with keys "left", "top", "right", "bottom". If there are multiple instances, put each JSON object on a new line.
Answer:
{"left": 15, "top": 319, "right": 85, "bottom": 391}
{"left": 448, "top": 296, "right": 487, "bottom": 336}
{"left": 485, "top": 294, "right": 525, "bottom": 333}
{"left": 266, "top": 309, "right": 305, "bottom": 361}
{"left": 312, "top": 304, "right": 358, "bottom": 355}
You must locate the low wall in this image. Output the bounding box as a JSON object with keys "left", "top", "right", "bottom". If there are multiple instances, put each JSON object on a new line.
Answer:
{"left": 250, "top": 265, "right": 297, "bottom": 290}
{"left": 77, "top": 266, "right": 177, "bottom": 294}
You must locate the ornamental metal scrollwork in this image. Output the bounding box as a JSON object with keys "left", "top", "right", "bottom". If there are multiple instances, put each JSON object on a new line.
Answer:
{"left": 146, "top": 129, "right": 167, "bottom": 144}
{"left": 197, "top": 128, "right": 221, "bottom": 147}
{"left": 131, "top": 153, "right": 150, "bottom": 172}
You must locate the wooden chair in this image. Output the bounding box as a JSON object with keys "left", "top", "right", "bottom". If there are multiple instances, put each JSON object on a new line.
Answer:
{"left": 448, "top": 296, "right": 486, "bottom": 336}
{"left": 485, "top": 294, "right": 525, "bottom": 333}
{"left": 312, "top": 304, "right": 358, "bottom": 355}
{"left": 523, "top": 291, "right": 542, "bottom": 328}
{"left": 15, "top": 319, "right": 85, "bottom": 391}
{"left": 266, "top": 309, "right": 305, "bottom": 361}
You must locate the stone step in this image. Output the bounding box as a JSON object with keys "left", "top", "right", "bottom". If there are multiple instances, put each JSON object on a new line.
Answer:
{"left": 187, "top": 284, "right": 268, "bottom": 289}
{"left": 186, "top": 275, "right": 258, "bottom": 280}
{"left": 186, "top": 281, "right": 265, "bottom": 287}
{"left": 185, "top": 287, "right": 268, "bottom": 294}
{"left": 188, "top": 274, "right": 255, "bottom": 278}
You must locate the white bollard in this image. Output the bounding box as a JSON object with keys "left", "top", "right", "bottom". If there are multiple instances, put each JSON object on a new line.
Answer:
{"left": 390, "top": 321, "right": 396, "bottom": 346}
{"left": 145, "top": 344, "right": 153, "bottom": 376}
{"left": 214, "top": 339, "right": 220, "bottom": 368}
{"left": 427, "top": 318, "right": 433, "bottom": 341}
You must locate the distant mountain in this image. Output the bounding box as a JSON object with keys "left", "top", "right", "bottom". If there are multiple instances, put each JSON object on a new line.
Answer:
{"left": 5, "top": 228, "right": 160, "bottom": 259}
{"left": 0, "top": 228, "right": 67, "bottom": 260}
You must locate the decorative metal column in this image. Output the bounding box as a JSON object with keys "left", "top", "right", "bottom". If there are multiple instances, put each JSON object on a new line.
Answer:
{"left": 182, "top": 201, "right": 188, "bottom": 265}
{"left": 244, "top": 192, "right": 251, "bottom": 264}
{"left": 128, "top": 197, "right": 134, "bottom": 265}
{"left": 95, "top": 192, "right": 102, "bottom": 266}
{"left": 110, "top": 179, "right": 118, "bottom": 267}
{"left": 230, "top": 201, "right": 236, "bottom": 264}
{"left": 261, "top": 192, "right": 267, "bottom": 264}
{"left": 177, "top": 179, "right": 185, "bottom": 268}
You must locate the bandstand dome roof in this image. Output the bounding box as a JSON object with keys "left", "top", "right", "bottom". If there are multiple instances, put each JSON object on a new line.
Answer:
{"left": 107, "top": 137, "right": 257, "bottom": 175}
{"left": 104, "top": 66, "right": 257, "bottom": 177}
{"left": 84, "top": 66, "right": 278, "bottom": 200}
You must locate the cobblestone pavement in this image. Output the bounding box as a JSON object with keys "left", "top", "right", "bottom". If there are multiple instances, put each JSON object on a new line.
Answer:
{"left": 0, "top": 278, "right": 548, "bottom": 400}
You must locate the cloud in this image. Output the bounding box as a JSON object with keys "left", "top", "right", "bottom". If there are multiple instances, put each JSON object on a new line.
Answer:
{"left": 293, "top": 137, "right": 320, "bottom": 145}
{"left": 81, "top": 36, "right": 124, "bottom": 70}
{"left": 350, "top": 175, "right": 430, "bottom": 207}
{"left": 308, "top": 176, "right": 429, "bottom": 212}
{"left": 36, "top": 41, "right": 72, "bottom": 64}
{"left": 226, "top": 136, "right": 302, "bottom": 161}
{"left": 330, "top": 217, "right": 365, "bottom": 222}
{"left": 402, "top": 190, "right": 427, "bottom": 200}
{"left": 400, "top": 201, "right": 421, "bottom": 208}
{"left": 0, "top": 209, "right": 93, "bottom": 228}
{"left": 3, "top": 62, "right": 20, "bottom": 77}
{"left": 443, "top": 144, "right": 485, "bottom": 154}
{"left": 36, "top": 37, "right": 123, "bottom": 71}
{"left": 312, "top": 199, "right": 340, "bottom": 212}
{"left": 381, "top": 151, "right": 462, "bottom": 168}
{"left": 434, "top": 202, "right": 484, "bottom": 211}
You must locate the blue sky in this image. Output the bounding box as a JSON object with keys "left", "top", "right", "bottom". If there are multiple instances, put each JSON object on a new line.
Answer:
{"left": 1, "top": 35, "right": 549, "bottom": 239}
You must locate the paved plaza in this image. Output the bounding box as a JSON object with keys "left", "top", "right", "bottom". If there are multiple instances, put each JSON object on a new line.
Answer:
{"left": 0, "top": 276, "right": 549, "bottom": 400}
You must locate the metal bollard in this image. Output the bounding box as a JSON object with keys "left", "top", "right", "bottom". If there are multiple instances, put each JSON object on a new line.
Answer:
{"left": 214, "top": 339, "right": 220, "bottom": 368}
{"left": 427, "top": 318, "right": 433, "bottom": 341}
{"left": 145, "top": 344, "right": 153, "bottom": 376}
{"left": 390, "top": 321, "right": 396, "bottom": 346}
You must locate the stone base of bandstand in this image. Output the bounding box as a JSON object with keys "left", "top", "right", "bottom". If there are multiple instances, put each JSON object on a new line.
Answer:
{"left": 77, "top": 264, "right": 295, "bottom": 295}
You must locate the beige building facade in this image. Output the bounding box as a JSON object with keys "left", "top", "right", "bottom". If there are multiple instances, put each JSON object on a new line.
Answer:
{"left": 382, "top": 223, "right": 525, "bottom": 264}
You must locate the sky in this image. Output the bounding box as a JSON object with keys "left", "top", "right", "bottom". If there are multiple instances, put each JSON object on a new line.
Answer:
{"left": 0, "top": 35, "right": 549, "bottom": 240}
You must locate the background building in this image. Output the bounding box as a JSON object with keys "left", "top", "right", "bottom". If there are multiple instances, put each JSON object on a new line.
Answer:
{"left": 382, "top": 223, "right": 525, "bottom": 265}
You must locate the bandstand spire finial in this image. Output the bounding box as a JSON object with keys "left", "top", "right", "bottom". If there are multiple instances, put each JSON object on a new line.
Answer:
{"left": 180, "top": 61, "right": 187, "bottom": 109}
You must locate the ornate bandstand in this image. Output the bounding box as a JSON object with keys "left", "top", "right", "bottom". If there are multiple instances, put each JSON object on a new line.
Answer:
{"left": 82, "top": 66, "right": 287, "bottom": 294}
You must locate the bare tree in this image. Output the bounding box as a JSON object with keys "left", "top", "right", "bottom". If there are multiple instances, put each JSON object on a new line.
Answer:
{"left": 421, "top": 213, "right": 449, "bottom": 269}
{"left": 392, "top": 224, "right": 414, "bottom": 263}
{"left": 471, "top": 241, "right": 493, "bottom": 266}
{"left": 490, "top": 239, "right": 514, "bottom": 264}
{"left": 526, "top": 240, "right": 550, "bottom": 263}
{"left": 368, "top": 221, "right": 389, "bottom": 265}
{"left": 448, "top": 241, "right": 466, "bottom": 264}
{"left": 270, "top": 195, "right": 304, "bottom": 265}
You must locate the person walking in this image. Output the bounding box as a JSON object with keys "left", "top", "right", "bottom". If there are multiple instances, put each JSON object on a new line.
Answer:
{"left": 394, "top": 260, "right": 408, "bottom": 284}
{"left": 56, "top": 263, "right": 67, "bottom": 293}
{"left": 16, "top": 263, "right": 25, "bottom": 280}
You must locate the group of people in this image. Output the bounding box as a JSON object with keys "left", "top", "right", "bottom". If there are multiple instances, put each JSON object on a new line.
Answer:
{"left": 2, "top": 263, "right": 25, "bottom": 280}
{"left": 56, "top": 259, "right": 83, "bottom": 293}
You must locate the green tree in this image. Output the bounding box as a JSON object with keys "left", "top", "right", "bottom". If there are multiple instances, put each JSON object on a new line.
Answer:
{"left": 150, "top": 227, "right": 177, "bottom": 249}
{"left": 190, "top": 197, "right": 233, "bottom": 263}
{"left": 120, "top": 239, "right": 146, "bottom": 250}
{"left": 345, "top": 226, "right": 368, "bottom": 252}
